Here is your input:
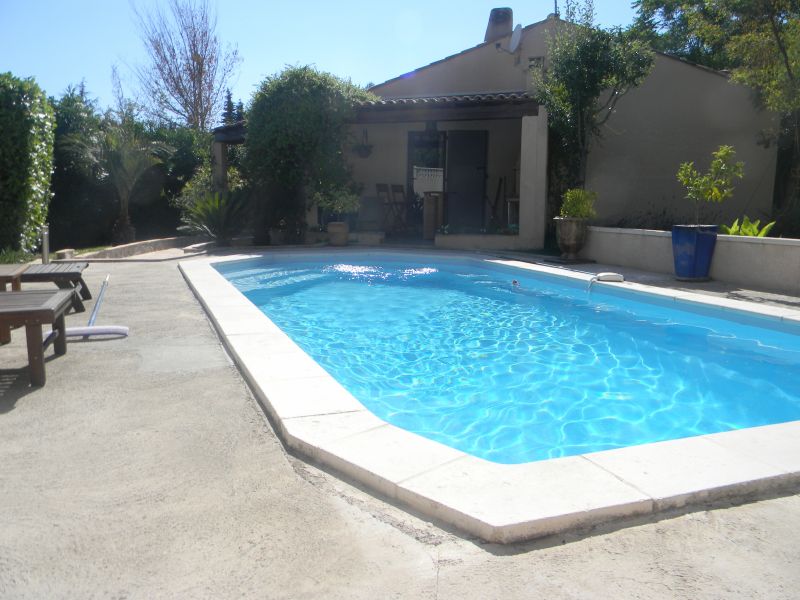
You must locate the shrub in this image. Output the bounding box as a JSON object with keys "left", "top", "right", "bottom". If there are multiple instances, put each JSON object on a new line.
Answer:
{"left": 244, "top": 66, "right": 376, "bottom": 240}
{"left": 0, "top": 248, "right": 35, "bottom": 264}
{"left": 0, "top": 73, "right": 55, "bottom": 251}
{"left": 559, "top": 188, "right": 597, "bottom": 219}
{"left": 179, "top": 191, "right": 248, "bottom": 246}
{"left": 720, "top": 216, "right": 776, "bottom": 237}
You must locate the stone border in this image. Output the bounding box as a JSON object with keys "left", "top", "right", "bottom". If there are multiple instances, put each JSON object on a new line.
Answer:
{"left": 179, "top": 248, "right": 800, "bottom": 543}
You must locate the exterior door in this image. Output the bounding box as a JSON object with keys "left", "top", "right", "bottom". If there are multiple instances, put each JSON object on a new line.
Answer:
{"left": 445, "top": 131, "right": 488, "bottom": 231}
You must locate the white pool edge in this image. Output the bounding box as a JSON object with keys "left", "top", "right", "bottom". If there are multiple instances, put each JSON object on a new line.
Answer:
{"left": 179, "top": 249, "right": 800, "bottom": 543}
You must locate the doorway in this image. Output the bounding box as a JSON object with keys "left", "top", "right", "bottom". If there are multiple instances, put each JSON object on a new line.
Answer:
{"left": 407, "top": 128, "right": 489, "bottom": 236}
{"left": 444, "top": 130, "right": 488, "bottom": 231}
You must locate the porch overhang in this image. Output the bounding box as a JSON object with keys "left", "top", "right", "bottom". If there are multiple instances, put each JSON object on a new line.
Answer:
{"left": 353, "top": 91, "right": 539, "bottom": 124}
{"left": 212, "top": 120, "right": 246, "bottom": 144}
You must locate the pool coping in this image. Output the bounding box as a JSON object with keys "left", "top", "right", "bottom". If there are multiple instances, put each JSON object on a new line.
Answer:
{"left": 179, "top": 248, "right": 800, "bottom": 543}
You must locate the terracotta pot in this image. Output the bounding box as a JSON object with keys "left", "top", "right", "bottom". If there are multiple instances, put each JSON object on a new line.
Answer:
{"left": 327, "top": 221, "right": 349, "bottom": 246}
{"left": 554, "top": 217, "right": 588, "bottom": 259}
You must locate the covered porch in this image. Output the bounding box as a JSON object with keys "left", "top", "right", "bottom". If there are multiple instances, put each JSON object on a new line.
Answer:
{"left": 210, "top": 93, "right": 549, "bottom": 250}
{"left": 347, "top": 92, "right": 548, "bottom": 250}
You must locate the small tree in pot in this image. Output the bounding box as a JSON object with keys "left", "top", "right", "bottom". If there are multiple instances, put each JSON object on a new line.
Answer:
{"left": 673, "top": 145, "right": 744, "bottom": 281}
{"left": 314, "top": 186, "right": 361, "bottom": 246}
{"left": 554, "top": 187, "right": 596, "bottom": 259}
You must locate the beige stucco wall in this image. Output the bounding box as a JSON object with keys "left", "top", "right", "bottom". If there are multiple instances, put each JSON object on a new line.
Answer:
{"left": 585, "top": 54, "right": 778, "bottom": 227}
{"left": 371, "top": 19, "right": 552, "bottom": 97}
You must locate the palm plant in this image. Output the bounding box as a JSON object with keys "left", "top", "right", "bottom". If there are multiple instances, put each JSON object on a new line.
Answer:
{"left": 179, "top": 191, "right": 249, "bottom": 246}
{"left": 65, "top": 119, "right": 172, "bottom": 244}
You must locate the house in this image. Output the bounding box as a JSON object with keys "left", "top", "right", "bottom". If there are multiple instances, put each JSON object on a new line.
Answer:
{"left": 213, "top": 8, "right": 777, "bottom": 250}
{"left": 349, "top": 8, "right": 776, "bottom": 250}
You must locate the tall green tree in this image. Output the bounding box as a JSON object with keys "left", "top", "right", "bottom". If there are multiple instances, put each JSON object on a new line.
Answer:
{"left": 49, "top": 84, "right": 117, "bottom": 248}
{"left": 221, "top": 89, "right": 235, "bottom": 125}
{"left": 244, "top": 66, "right": 375, "bottom": 242}
{"left": 534, "top": 0, "right": 654, "bottom": 192}
{"left": 632, "top": 0, "right": 734, "bottom": 69}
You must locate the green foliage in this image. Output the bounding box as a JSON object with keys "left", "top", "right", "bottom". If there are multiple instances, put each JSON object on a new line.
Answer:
{"left": 174, "top": 162, "right": 243, "bottom": 209}
{"left": 244, "top": 66, "right": 376, "bottom": 239}
{"left": 0, "top": 73, "right": 55, "bottom": 252}
{"left": 559, "top": 188, "right": 597, "bottom": 219}
{"left": 632, "top": 1, "right": 735, "bottom": 69}
{"left": 0, "top": 248, "right": 35, "bottom": 264}
{"left": 222, "top": 89, "right": 236, "bottom": 125}
{"left": 49, "top": 84, "right": 116, "bottom": 249}
{"left": 178, "top": 191, "right": 248, "bottom": 245}
{"left": 720, "top": 215, "right": 776, "bottom": 236}
{"left": 312, "top": 187, "right": 361, "bottom": 218}
{"left": 677, "top": 145, "right": 744, "bottom": 223}
{"left": 64, "top": 116, "right": 173, "bottom": 244}
{"left": 534, "top": 1, "right": 654, "bottom": 187}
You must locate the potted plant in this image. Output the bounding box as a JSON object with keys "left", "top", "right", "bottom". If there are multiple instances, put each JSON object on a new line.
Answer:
{"left": 673, "top": 145, "right": 744, "bottom": 281}
{"left": 554, "top": 188, "right": 597, "bottom": 260}
{"left": 314, "top": 187, "right": 362, "bottom": 246}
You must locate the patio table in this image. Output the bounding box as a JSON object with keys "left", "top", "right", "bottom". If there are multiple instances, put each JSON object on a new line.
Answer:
{"left": 0, "top": 289, "right": 75, "bottom": 385}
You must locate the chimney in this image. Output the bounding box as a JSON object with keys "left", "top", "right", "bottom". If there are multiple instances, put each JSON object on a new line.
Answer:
{"left": 484, "top": 7, "right": 513, "bottom": 44}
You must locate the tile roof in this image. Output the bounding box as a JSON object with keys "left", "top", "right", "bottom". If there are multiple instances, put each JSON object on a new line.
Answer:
{"left": 359, "top": 91, "right": 536, "bottom": 108}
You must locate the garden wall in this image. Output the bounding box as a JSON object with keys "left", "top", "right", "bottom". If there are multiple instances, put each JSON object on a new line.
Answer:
{"left": 580, "top": 226, "right": 800, "bottom": 295}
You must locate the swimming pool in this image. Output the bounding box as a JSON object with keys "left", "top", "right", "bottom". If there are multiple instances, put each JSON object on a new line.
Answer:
{"left": 216, "top": 253, "right": 800, "bottom": 465}
{"left": 181, "top": 250, "right": 800, "bottom": 542}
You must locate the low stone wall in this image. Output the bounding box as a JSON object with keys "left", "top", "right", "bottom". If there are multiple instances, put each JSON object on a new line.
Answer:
{"left": 580, "top": 226, "right": 800, "bottom": 295}
{"left": 79, "top": 236, "right": 207, "bottom": 259}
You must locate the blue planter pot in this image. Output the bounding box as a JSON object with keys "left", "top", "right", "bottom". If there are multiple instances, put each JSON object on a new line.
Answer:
{"left": 671, "top": 225, "right": 718, "bottom": 281}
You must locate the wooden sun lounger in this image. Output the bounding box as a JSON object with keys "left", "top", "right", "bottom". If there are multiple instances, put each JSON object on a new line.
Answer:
{"left": 20, "top": 262, "right": 91, "bottom": 313}
{"left": 0, "top": 289, "right": 75, "bottom": 386}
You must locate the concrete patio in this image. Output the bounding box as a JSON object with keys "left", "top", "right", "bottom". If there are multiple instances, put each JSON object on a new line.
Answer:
{"left": 1, "top": 248, "right": 799, "bottom": 598}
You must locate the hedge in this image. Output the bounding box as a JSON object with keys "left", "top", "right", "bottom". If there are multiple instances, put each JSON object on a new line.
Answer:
{"left": 0, "top": 73, "right": 55, "bottom": 251}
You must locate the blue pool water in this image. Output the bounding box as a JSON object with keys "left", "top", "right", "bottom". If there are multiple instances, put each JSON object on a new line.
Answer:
{"left": 217, "top": 253, "right": 800, "bottom": 464}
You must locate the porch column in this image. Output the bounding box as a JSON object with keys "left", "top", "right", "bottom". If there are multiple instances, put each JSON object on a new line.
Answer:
{"left": 518, "top": 110, "right": 548, "bottom": 249}
{"left": 212, "top": 140, "right": 228, "bottom": 193}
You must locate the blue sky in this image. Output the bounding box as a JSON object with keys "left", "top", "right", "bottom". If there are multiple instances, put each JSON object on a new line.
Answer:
{"left": 0, "top": 1, "right": 637, "bottom": 112}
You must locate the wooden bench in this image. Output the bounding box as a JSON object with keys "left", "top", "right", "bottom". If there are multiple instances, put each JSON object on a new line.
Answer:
{"left": 0, "top": 290, "right": 75, "bottom": 386}
{"left": 0, "top": 264, "right": 28, "bottom": 292}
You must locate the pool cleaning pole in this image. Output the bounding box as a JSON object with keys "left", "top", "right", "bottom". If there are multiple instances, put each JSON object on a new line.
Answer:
{"left": 64, "top": 275, "right": 129, "bottom": 338}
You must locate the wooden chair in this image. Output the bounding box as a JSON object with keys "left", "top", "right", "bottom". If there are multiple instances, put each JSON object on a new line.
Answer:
{"left": 389, "top": 184, "right": 408, "bottom": 232}
{"left": 377, "top": 184, "right": 399, "bottom": 232}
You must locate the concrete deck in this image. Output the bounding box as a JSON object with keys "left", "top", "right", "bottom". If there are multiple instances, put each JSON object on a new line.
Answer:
{"left": 1, "top": 248, "right": 799, "bottom": 597}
